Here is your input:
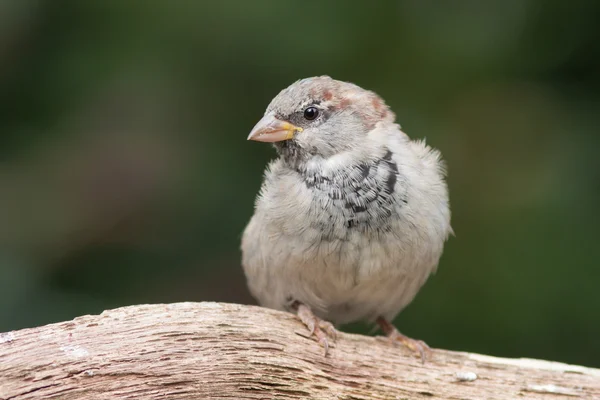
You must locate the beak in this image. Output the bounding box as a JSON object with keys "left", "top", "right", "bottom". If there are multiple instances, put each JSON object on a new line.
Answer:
{"left": 247, "top": 113, "right": 303, "bottom": 142}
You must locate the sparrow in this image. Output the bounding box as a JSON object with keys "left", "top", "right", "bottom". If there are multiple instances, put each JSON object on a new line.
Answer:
{"left": 241, "top": 76, "right": 452, "bottom": 359}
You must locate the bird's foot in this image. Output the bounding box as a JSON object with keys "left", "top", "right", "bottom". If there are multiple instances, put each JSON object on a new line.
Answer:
{"left": 295, "top": 303, "right": 337, "bottom": 356}
{"left": 376, "top": 316, "right": 430, "bottom": 363}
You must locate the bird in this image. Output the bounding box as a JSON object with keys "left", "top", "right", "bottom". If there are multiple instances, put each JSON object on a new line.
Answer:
{"left": 241, "top": 76, "right": 452, "bottom": 359}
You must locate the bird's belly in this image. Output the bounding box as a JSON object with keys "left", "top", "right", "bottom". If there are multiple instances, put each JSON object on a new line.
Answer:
{"left": 299, "top": 229, "right": 433, "bottom": 324}
{"left": 243, "top": 217, "right": 438, "bottom": 325}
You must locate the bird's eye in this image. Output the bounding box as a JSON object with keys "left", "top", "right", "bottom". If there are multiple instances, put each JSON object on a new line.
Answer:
{"left": 303, "top": 107, "right": 319, "bottom": 120}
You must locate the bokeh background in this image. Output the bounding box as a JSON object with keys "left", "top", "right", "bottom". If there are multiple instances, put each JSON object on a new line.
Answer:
{"left": 1, "top": 0, "right": 599, "bottom": 368}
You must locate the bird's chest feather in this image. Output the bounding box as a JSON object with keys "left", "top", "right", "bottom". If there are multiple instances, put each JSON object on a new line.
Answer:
{"left": 256, "top": 150, "right": 417, "bottom": 282}
{"left": 278, "top": 150, "right": 407, "bottom": 240}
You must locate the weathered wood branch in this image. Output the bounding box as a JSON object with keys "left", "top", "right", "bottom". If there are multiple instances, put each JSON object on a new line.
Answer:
{"left": 0, "top": 302, "right": 598, "bottom": 399}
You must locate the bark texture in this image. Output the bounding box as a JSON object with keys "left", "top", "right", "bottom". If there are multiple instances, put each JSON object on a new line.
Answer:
{"left": 1, "top": 302, "right": 598, "bottom": 399}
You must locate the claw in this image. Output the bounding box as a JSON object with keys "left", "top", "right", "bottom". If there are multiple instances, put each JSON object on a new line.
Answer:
{"left": 393, "top": 333, "right": 429, "bottom": 364}
{"left": 295, "top": 303, "right": 337, "bottom": 356}
{"left": 314, "top": 327, "right": 329, "bottom": 355}
{"left": 320, "top": 320, "right": 337, "bottom": 341}
{"left": 376, "top": 316, "right": 430, "bottom": 364}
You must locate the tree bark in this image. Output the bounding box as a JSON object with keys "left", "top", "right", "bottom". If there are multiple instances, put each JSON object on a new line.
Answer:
{"left": 1, "top": 302, "right": 598, "bottom": 399}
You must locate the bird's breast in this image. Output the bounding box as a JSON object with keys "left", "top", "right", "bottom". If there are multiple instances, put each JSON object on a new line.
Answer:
{"left": 298, "top": 149, "right": 407, "bottom": 239}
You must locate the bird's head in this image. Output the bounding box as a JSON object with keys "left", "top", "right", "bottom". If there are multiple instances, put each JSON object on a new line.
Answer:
{"left": 248, "top": 76, "right": 395, "bottom": 164}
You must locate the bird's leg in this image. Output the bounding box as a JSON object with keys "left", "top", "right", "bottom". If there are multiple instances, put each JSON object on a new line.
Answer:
{"left": 292, "top": 301, "right": 337, "bottom": 355}
{"left": 376, "top": 316, "right": 429, "bottom": 363}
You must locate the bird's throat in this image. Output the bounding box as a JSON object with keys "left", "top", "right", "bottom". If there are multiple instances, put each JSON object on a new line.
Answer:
{"left": 274, "top": 140, "right": 313, "bottom": 169}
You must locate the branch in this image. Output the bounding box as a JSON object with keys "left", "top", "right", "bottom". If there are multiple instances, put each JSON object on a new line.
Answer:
{"left": 1, "top": 302, "right": 598, "bottom": 399}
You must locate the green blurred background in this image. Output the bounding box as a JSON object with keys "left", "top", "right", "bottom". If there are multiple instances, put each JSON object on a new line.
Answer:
{"left": 1, "top": 1, "right": 599, "bottom": 367}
